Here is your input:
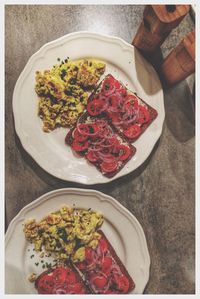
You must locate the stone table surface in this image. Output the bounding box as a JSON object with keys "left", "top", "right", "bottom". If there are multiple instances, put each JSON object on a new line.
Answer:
{"left": 5, "top": 5, "right": 195, "bottom": 294}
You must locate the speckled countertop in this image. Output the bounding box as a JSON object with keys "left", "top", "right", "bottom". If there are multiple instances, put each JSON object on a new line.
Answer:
{"left": 5, "top": 5, "right": 195, "bottom": 294}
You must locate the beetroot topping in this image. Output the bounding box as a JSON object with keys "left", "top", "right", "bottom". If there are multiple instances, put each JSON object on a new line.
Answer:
{"left": 65, "top": 115, "right": 136, "bottom": 177}
{"left": 34, "top": 232, "right": 135, "bottom": 294}
{"left": 87, "top": 74, "right": 158, "bottom": 142}
{"left": 75, "top": 231, "right": 135, "bottom": 294}
{"left": 35, "top": 266, "right": 88, "bottom": 294}
{"left": 65, "top": 74, "right": 157, "bottom": 177}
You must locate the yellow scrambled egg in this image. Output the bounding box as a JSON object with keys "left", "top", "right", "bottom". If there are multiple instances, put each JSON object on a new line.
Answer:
{"left": 23, "top": 206, "right": 103, "bottom": 262}
{"left": 35, "top": 58, "right": 106, "bottom": 132}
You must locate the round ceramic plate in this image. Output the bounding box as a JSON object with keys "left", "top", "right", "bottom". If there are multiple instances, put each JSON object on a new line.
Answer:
{"left": 5, "top": 188, "right": 150, "bottom": 294}
{"left": 13, "top": 31, "right": 165, "bottom": 184}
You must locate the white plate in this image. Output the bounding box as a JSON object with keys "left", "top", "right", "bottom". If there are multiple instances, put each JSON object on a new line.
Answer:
{"left": 13, "top": 31, "right": 165, "bottom": 184}
{"left": 5, "top": 188, "right": 150, "bottom": 294}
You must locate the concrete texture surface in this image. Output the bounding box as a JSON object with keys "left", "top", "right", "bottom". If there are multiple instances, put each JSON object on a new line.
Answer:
{"left": 5, "top": 5, "right": 195, "bottom": 294}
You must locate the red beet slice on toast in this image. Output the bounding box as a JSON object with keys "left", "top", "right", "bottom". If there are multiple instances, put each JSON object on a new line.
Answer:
{"left": 35, "top": 265, "right": 90, "bottom": 294}
{"left": 87, "top": 74, "right": 158, "bottom": 143}
{"left": 65, "top": 113, "right": 136, "bottom": 178}
{"left": 75, "top": 230, "right": 135, "bottom": 294}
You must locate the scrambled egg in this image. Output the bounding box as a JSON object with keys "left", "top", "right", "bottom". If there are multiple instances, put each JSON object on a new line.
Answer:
{"left": 35, "top": 58, "right": 106, "bottom": 132}
{"left": 23, "top": 206, "right": 103, "bottom": 262}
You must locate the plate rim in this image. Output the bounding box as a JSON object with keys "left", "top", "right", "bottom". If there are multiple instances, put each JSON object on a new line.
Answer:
{"left": 12, "top": 31, "right": 165, "bottom": 185}
{"left": 5, "top": 187, "right": 150, "bottom": 293}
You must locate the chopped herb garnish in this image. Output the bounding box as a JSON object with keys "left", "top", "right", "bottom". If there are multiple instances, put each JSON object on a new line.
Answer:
{"left": 60, "top": 69, "right": 67, "bottom": 80}
{"left": 35, "top": 262, "right": 39, "bottom": 266}
{"left": 64, "top": 58, "right": 68, "bottom": 63}
{"left": 70, "top": 102, "right": 76, "bottom": 107}
{"left": 45, "top": 262, "right": 52, "bottom": 269}
{"left": 57, "top": 227, "right": 68, "bottom": 243}
{"left": 42, "top": 264, "right": 46, "bottom": 269}
{"left": 64, "top": 89, "right": 72, "bottom": 96}
{"left": 30, "top": 254, "right": 34, "bottom": 259}
{"left": 57, "top": 58, "right": 61, "bottom": 61}
{"left": 105, "top": 83, "right": 110, "bottom": 90}
{"left": 75, "top": 237, "right": 81, "bottom": 250}
{"left": 69, "top": 78, "right": 77, "bottom": 85}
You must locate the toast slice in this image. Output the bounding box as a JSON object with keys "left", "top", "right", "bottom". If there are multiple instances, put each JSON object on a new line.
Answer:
{"left": 35, "top": 264, "right": 90, "bottom": 294}
{"left": 75, "top": 230, "right": 135, "bottom": 294}
{"left": 86, "top": 74, "right": 158, "bottom": 143}
{"left": 65, "top": 112, "right": 136, "bottom": 178}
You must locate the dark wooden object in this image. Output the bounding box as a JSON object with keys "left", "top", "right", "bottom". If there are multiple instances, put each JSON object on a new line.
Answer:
{"left": 133, "top": 5, "right": 190, "bottom": 53}
{"left": 160, "top": 30, "right": 195, "bottom": 86}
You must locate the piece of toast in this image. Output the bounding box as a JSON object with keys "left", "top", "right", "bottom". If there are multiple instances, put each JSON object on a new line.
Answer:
{"left": 74, "top": 230, "right": 135, "bottom": 294}
{"left": 35, "top": 264, "right": 90, "bottom": 294}
{"left": 87, "top": 74, "right": 158, "bottom": 143}
{"left": 34, "top": 232, "right": 135, "bottom": 294}
{"left": 65, "top": 112, "right": 136, "bottom": 178}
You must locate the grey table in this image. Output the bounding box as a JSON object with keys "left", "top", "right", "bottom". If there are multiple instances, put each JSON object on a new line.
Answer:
{"left": 5, "top": 5, "right": 195, "bottom": 294}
